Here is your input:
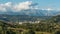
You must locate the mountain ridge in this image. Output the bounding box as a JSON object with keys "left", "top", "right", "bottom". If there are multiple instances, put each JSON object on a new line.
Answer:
{"left": 0, "top": 9, "right": 60, "bottom": 16}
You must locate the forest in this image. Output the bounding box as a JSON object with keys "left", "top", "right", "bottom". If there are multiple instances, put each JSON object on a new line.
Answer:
{"left": 0, "top": 15, "right": 60, "bottom": 34}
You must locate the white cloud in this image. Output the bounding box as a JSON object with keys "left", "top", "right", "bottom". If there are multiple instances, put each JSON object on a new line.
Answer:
{"left": 0, "top": 7, "right": 6, "bottom": 12}
{"left": 47, "top": 8, "right": 53, "bottom": 11}
{"left": 0, "top": 4, "right": 6, "bottom": 12}
{"left": 0, "top": 2, "right": 12, "bottom": 12}
{"left": 0, "top": 1, "right": 33, "bottom": 12}
{"left": 13, "top": 1, "right": 32, "bottom": 11}
{"left": 41, "top": 8, "right": 53, "bottom": 11}
{"left": 0, "top": 1, "right": 60, "bottom": 13}
{"left": 5, "top": 2, "right": 12, "bottom": 7}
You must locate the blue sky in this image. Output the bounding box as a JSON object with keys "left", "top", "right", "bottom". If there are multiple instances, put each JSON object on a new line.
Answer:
{"left": 0, "top": 0, "right": 60, "bottom": 10}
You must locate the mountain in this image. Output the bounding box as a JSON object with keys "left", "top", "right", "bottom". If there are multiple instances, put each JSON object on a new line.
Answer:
{"left": 0, "top": 14, "right": 48, "bottom": 22}
{"left": 0, "top": 9, "right": 60, "bottom": 16}
{"left": 0, "top": 9, "right": 60, "bottom": 22}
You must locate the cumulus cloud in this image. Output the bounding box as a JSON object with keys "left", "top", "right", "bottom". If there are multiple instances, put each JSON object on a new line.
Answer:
{"left": 5, "top": 2, "right": 12, "bottom": 7}
{"left": 0, "top": 7, "right": 6, "bottom": 12}
{"left": 0, "top": 1, "right": 37, "bottom": 12}
{"left": 0, "top": 4, "right": 6, "bottom": 11}
{"left": 0, "top": 2, "right": 12, "bottom": 12}
{"left": 13, "top": 1, "right": 32, "bottom": 11}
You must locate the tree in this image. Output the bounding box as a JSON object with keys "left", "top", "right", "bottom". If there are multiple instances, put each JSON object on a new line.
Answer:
{"left": 27, "top": 29, "right": 35, "bottom": 34}
{"left": 55, "top": 31, "right": 60, "bottom": 34}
